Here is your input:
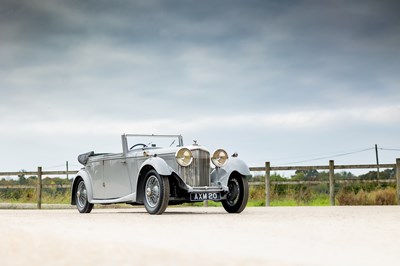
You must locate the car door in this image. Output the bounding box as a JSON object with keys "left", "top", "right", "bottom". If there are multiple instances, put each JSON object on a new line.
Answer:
{"left": 103, "top": 154, "right": 131, "bottom": 199}
{"left": 125, "top": 155, "right": 139, "bottom": 195}
{"left": 87, "top": 159, "right": 104, "bottom": 199}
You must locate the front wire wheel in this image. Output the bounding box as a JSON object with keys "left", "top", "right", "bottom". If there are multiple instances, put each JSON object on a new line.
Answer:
{"left": 76, "top": 179, "right": 93, "bottom": 213}
{"left": 222, "top": 174, "right": 249, "bottom": 213}
{"left": 143, "top": 170, "right": 170, "bottom": 215}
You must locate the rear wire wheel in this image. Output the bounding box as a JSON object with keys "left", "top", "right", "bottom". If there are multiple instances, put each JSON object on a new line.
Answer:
{"left": 143, "top": 170, "right": 170, "bottom": 215}
{"left": 222, "top": 174, "right": 249, "bottom": 213}
{"left": 76, "top": 179, "right": 93, "bottom": 213}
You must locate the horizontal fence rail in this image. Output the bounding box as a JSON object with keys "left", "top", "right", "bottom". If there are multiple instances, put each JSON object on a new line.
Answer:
{"left": 249, "top": 164, "right": 396, "bottom": 172}
{"left": 0, "top": 171, "right": 78, "bottom": 176}
{"left": 1, "top": 159, "right": 399, "bottom": 208}
{"left": 249, "top": 179, "right": 397, "bottom": 186}
{"left": 0, "top": 184, "right": 71, "bottom": 189}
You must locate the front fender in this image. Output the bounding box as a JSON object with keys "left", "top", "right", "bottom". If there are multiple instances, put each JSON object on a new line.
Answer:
{"left": 211, "top": 158, "right": 251, "bottom": 188}
{"left": 138, "top": 156, "right": 174, "bottom": 176}
{"left": 135, "top": 156, "right": 175, "bottom": 204}
{"left": 70, "top": 169, "right": 93, "bottom": 205}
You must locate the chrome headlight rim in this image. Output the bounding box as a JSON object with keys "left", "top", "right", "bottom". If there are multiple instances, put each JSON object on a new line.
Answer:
{"left": 175, "top": 148, "right": 193, "bottom": 167}
{"left": 211, "top": 149, "right": 229, "bottom": 167}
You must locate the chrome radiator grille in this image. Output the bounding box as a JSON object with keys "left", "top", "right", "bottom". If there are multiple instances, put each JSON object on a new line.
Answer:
{"left": 179, "top": 148, "right": 210, "bottom": 187}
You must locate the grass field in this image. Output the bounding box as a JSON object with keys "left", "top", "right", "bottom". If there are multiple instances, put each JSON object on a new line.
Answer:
{"left": 0, "top": 184, "right": 397, "bottom": 207}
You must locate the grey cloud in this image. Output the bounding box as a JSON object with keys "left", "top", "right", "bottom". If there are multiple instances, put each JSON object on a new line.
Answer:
{"left": 6, "top": 0, "right": 400, "bottom": 172}
{"left": 1, "top": 0, "right": 399, "bottom": 122}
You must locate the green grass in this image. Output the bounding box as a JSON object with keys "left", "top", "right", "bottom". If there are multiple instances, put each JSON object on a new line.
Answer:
{"left": 308, "top": 195, "right": 331, "bottom": 206}
{"left": 267, "top": 195, "right": 331, "bottom": 207}
{"left": 270, "top": 198, "right": 298, "bottom": 206}
{"left": 1, "top": 186, "right": 333, "bottom": 207}
{"left": 0, "top": 191, "right": 70, "bottom": 204}
{"left": 1, "top": 196, "right": 332, "bottom": 207}
{"left": 247, "top": 199, "right": 266, "bottom": 207}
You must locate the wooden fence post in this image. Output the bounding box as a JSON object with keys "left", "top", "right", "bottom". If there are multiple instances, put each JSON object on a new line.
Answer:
{"left": 66, "top": 161, "right": 69, "bottom": 181}
{"left": 329, "top": 160, "right": 335, "bottom": 206}
{"left": 396, "top": 158, "right": 400, "bottom": 205}
{"left": 37, "top": 167, "right": 42, "bottom": 209}
{"left": 265, "top": 162, "right": 271, "bottom": 207}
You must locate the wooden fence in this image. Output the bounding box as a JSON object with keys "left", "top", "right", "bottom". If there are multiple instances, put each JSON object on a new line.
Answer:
{"left": 249, "top": 159, "right": 400, "bottom": 206}
{"left": 1, "top": 158, "right": 399, "bottom": 208}
{"left": 0, "top": 167, "right": 77, "bottom": 209}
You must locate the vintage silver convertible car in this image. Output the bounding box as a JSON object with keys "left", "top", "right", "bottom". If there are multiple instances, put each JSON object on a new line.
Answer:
{"left": 71, "top": 134, "right": 251, "bottom": 214}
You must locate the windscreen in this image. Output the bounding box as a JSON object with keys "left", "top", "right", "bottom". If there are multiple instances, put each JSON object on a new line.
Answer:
{"left": 126, "top": 135, "right": 183, "bottom": 150}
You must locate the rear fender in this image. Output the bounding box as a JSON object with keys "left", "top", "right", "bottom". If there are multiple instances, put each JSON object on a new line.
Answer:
{"left": 70, "top": 169, "right": 93, "bottom": 205}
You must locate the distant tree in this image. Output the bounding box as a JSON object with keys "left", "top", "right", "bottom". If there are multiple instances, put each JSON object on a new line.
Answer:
{"left": 337, "top": 171, "right": 356, "bottom": 179}
{"left": 27, "top": 176, "right": 37, "bottom": 185}
{"left": 292, "top": 169, "right": 319, "bottom": 180}
{"left": 291, "top": 171, "right": 305, "bottom": 180}
{"left": 270, "top": 173, "right": 286, "bottom": 181}
{"left": 318, "top": 171, "right": 329, "bottom": 180}
{"left": 358, "top": 168, "right": 395, "bottom": 180}
{"left": 359, "top": 171, "right": 378, "bottom": 180}
{"left": 380, "top": 168, "right": 395, "bottom": 179}
{"left": 18, "top": 170, "right": 27, "bottom": 185}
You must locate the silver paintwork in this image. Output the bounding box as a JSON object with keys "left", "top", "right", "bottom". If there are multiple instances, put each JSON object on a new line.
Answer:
{"left": 71, "top": 134, "right": 251, "bottom": 206}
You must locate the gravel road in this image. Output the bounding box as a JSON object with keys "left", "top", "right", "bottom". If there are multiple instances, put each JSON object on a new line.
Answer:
{"left": 1, "top": 206, "right": 399, "bottom": 266}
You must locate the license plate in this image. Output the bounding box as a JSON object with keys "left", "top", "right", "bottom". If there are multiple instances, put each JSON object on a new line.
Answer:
{"left": 190, "top": 192, "right": 221, "bottom": 201}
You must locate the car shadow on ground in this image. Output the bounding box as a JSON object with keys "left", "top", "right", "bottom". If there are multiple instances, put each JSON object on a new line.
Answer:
{"left": 89, "top": 208, "right": 229, "bottom": 215}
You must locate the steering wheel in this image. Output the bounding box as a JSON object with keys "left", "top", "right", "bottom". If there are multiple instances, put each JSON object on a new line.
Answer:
{"left": 130, "top": 143, "right": 148, "bottom": 150}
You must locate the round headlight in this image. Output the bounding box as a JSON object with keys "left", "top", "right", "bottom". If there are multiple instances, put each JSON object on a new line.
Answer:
{"left": 175, "top": 148, "right": 193, "bottom": 167}
{"left": 211, "top": 149, "right": 229, "bottom": 167}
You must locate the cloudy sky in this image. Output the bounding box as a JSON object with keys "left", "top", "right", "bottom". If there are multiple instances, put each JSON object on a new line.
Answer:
{"left": 0, "top": 0, "right": 399, "bottom": 174}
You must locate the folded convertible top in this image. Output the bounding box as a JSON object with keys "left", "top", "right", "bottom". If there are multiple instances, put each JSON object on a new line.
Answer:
{"left": 77, "top": 151, "right": 95, "bottom": 165}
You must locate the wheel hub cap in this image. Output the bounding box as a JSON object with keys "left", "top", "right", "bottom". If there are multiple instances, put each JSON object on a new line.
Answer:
{"left": 146, "top": 187, "right": 152, "bottom": 196}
